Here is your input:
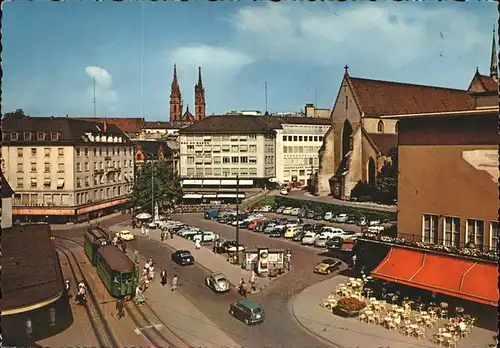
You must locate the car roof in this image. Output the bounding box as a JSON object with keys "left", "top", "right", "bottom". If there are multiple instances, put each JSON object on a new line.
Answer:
{"left": 120, "top": 230, "right": 131, "bottom": 233}
{"left": 321, "top": 259, "right": 338, "bottom": 264}
{"left": 212, "top": 272, "right": 226, "bottom": 279}
{"left": 236, "top": 300, "right": 261, "bottom": 309}
{"left": 177, "top": 250, "right": 191, "bottom": 254}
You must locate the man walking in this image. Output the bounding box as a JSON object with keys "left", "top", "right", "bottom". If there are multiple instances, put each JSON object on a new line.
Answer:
{"left": 116, "top": 298, "right": 125, "bottom": 319}
{"left": 160, "top": 270, "right": 167, "bottom": 286}
{"left": 171, "top": 275, "right": 179, "bottom": 292}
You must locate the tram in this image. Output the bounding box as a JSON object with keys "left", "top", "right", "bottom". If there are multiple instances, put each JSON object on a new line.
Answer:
{"left": 96, "top": 245, "right": 138, "bottom": 299}
{"left": 84, "top": 227, "right": 137, "bottom": 299}
{"left": 84, "top": 227, "right": 110, "bottom": 266}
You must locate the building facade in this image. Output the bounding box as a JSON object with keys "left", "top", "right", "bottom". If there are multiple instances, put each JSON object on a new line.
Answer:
{"left": 274, "top": 117, "right": 331, "bottom": 186}
{"left": 1, "top": 174, "right": 14, "bottom": 229}
{"left": 178, "top": 115, "right": 277, "bottom": 186}
{"left": 76, "top": 117, "right": 145, "bottom": 140}
{"left": 2, "top": 117, "right": 134, "bottom": 223}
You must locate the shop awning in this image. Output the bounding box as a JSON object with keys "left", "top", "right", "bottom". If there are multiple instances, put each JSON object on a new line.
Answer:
{"left": 182, "top": 194, "right": 203, "bottom": 199}
{"left": 371, "top": 247, "right": 498, "bottom": 306}
{"left": 217, "top": 193, "right": 246, "bottom": 198}
{"left": 202, "top": 194, "right": 217, "bottom": 198}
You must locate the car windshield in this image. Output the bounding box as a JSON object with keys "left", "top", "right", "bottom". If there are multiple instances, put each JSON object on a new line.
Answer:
{"left": 322, "top": 259, "right": 336, "bottom": 264}
{"left": 251, "top": 307, "right": 262, "bottom": 313}
{"left": 215, "top": 277, "right": 227, "bottom": 282}
{"left": 180, "top": 253, "right": 191, "bottom": 257}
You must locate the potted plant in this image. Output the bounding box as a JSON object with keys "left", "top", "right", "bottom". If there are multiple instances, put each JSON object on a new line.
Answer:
{"left": 334, "top": 297, "right": 367, "bottom": 317}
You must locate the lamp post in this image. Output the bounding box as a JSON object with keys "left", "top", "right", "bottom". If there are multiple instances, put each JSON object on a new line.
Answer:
{"left": 235, "top": 174, "right": 240, "bottom": 266}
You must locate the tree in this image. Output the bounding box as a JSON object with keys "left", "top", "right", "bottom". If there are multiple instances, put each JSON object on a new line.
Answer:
{"left": 374, "top": 147, "right": 398, "bottom": 204}
{"left": 132, "top": 162, "right": 183, "bottom": 213}
{"left": 3, "top": 109, "right": 27, "bottom": 119}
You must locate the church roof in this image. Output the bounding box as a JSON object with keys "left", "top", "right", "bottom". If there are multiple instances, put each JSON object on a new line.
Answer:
{"left": 182, "top": 107, "right": 195, "bottom": 121}
{"left": 472, "top": 73, "right": 498, "bottom": 92}
{"left": 348, "top": 76, "right": 474, "bottom": 117}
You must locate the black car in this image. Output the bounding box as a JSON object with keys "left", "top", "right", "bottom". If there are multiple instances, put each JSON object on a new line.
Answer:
{"left": 229, "top": 300, "right": 265, "bottom": 325}
{"left": 269, "top": 228, "right": 284, "bottom": 238}
{"left": 217, "top": 240, "right": 245, "bottom": 253}
{"left": 311, "top": 224, "right": 325, "bottom": 232}
{"left": 292, "top": 231, "right": 306, "bottom": 242}
{"left": 314, "top": 214, "right": 323, "bottom": 220}
{"left": 171, "top": 250, "right": 195, "bottom": 266}
{"left": 306, "top": 211, "right": 316, "bottom": 219}
{"left": 326, "top": 236, "right": 342, "bottom": 249}
{"left": 254, "top": 222, "right": 266, "bottom": 232}
{"left": 298, "top": 209, "right": 308, "bottom": 218}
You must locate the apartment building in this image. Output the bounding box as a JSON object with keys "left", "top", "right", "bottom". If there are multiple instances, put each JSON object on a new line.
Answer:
{"left": 178, "top": 115, "right": 276, "bottom": 188}
{"left": 274, "top": 117, "right": 331, "bottom": 186}
{"left": 2, "top": 116, "right": 134, "bottom": 223}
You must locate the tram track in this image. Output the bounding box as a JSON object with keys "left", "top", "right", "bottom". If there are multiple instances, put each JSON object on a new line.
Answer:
{"left": 55, "top": 242, "right": 120, "bottom": 348}
{"left": 57, "top": 235, "right": 192, "bottom": 347}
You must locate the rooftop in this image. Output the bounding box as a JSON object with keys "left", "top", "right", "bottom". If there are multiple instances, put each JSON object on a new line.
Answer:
{"left": 1, "top": 224, "right": 65, "bottom": 314}
{"left": 76, "top": 117, "right": 145, "bottom": 134}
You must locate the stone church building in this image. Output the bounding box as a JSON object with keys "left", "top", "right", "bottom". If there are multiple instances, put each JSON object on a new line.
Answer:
{"left": 170, "top": 64, "right": 206, "bottom": 122}
{"left": 316, "top": 33, "right": 498, "bottom": 199}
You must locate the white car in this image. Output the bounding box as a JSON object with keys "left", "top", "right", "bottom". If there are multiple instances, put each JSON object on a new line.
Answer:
{"left": 280, "top": 188, "right": 289, "bottom": 195}
{"left": 193, "top": 231, "right": 219, "bottom": 242}
{"left": 116, "top": 230, "right": 134, "bottom": 241}
{"left": 319, "top": 227, "right": 345, "bottom": 239}
{"left": 301, "top": 232, "right": 319, "bottom": 245}
{"left": 290, "top": 208, "right": 301, "bottom": 216}
{"left": 335, "top": 214, "right": 348, "bottom": 223}
{"left": 324, "top": 212, "right": 334, "bottom": 221}
{"left": 368, "top": 226, "right": 385, "bottom": 233}
{"left": 259, "top": 205, "right": 273, "bottom": 212}
{"left": 179, "top": 228, "right": 201, "bottom": 237}
{"left": 314, "top": 236, "right": 329, "bottom": 247}
{"left": 338, "top": 231, "right": 362, "bottom": 240}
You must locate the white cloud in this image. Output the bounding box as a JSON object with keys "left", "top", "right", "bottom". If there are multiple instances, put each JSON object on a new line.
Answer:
{"left": 85, "top": 66, "right": 118, "bottom": 113}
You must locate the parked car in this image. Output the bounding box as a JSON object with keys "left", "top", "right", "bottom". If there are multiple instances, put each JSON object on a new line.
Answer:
{"left": 259, "top": 205, "right": 273, "bottom": 212}
{"left": 254, "top": 221, "right": 266, "bottom": 232}
{"left": 292, "top": 231, "right": 306, "bottom": 242}
{"left": 357, "top": 216, "right": 367, "bottom": 226}
{"left": 313, "top": 259, "right": 342, "bottom": 275}
{"left": 338, "top": 231, "right": 361, "bottom": 240}
{"left": 346, "top": 215, "right": 357, "bottom": 224}
{"left": 275, "top": 206, "right": 286, "bottom": 214}
{"left": 280, "top": 188, "right": 289, "bottom": 195}
{"left": 218, "top": 240, "right": 245, "bottom": 253}
{"left": 171, "top": 250, "right": 195, "bottom": 266}
{"left": 314, "top": 213, "right": 324, "bottom": 220}
{"left": 204, "top": 208, "right": 220, "bottom": 220}
{"left": 298, "top": 209, "right": 308, "bottom": 218}
{"left": 301, "top": 232, "right": 318, "bottom": 245}
{"left": 324, "top": 212, "right": 334, "bottom": 221}
{"left": 290, "top": 208, "right": 301, "bottom": 216}
{"left": 263, "top": 223, "right": 277, "bottom": 234}
{"left": 282, "top": 207, "right": 294, "bottom": 215}
{"left": 326, "top": 236, "right": 342, "bottom": 249}
{"left": 314, "top": 235, "right": 329, "bottom": 248}
{"left": 319, "top": 227, "right": 345, "bottom": 239}
{"left": 335, "top": 214, "right": 348, "bottom": 223}
{"left": 116, "top": 230, "right": 134, "bottom": 241}
{"left": 192, "top": 231, "right": 219, "bottom": 242}
{"left": 229, "top": 300, "right": 265, "bottom": 325}
{"left": 269, "top": 228, "right": 285, "bottom": 238}
{"left": 205, "top": 272, "right": 230, "bottom": 293}
{"left": 306, "top": 210, "right": 316, "bottom": 219}
{"left": 284, "top": 226, "right": 300, "bottom": 239}
{"left": 368, "top": 226, "right": 385, "bottom": 233}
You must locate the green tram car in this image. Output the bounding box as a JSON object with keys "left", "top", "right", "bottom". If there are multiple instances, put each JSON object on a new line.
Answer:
{"left": 84, "top": 227, "right": 110, "bottom": 266}
{"left": 96, "top": 245, "right": 138, "bottom": 299}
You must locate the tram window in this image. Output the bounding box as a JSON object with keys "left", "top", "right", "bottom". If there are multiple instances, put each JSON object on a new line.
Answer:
{"left": 122, "top": 273, "right": 132, "bottom": 280}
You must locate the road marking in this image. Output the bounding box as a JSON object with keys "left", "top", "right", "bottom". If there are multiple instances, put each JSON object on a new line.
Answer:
{"left": 134, "top": 323, "right": 163, "bottom": 335}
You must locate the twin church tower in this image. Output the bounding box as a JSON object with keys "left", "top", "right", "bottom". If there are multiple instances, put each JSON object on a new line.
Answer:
{"left": 169, "top": 64, "right": 206, "bottom": 122}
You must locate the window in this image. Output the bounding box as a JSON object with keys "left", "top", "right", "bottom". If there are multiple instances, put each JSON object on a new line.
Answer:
{"left": 490, "top": 221, "right": 498, "bottom": 252}
{"left": 30, "top": 178, "right": 37, "bottom": 188}
{"left": 17, "top": 177, "right": 23, "bottom": 188}
{"left": 240, "top": 145, "right": 248, "bottom": 152}
{"left": 213, "top": 156, "right": 221, "bottom": 164}
{"left": 222, "top": 168, "right": 230, "bottom": 177}
{"left": 231, "top": 168, "right": 239, "bottom": 175}
{"left": 222, "top": 145, "right": 230, "bottom": 152}
{"left": 299, "top": 169, "right": 305, "bottom": 176}
{"left": 76, "top": 148, "right": 81, "bottom": 156}
{"left": 222, "top": 157, "right": 230, "bottom": 164}
{"left": 30, "top": 163, "right": 37, "bottom": 172}
{"left": 85, "top": 177, "right": 90, "bottom": 187}
{"left": 17, "top": 148, "right": 23, "bottom": 157}
{"left": 422, "top": 214, "right": 438, "bottom": 244}
{"left": 44, "top": 148, "right": 51, "bottom": 157}
{"left": 309, "top": 136, "right": 313, "bottom": 141}
{"left": 77, "top": 163, "right": 82, "bottom": 172}
{"left": 186, "top": 168, "right": 195, "bottom": 176}
{"left": 377, "top": 120, "right": 384, "bottom": 133}
{"left": 76, "top": 178, "right": 82, "bottom": 188}
{"left": 58, "top": 148, "right": 64, "bottom": 156}
{"left": 17, "top": 163, "right": 23, "bottom": 173}
{"left": 319, "top": 136, "right": 323, "bottom": 142}
{"left": 282, "top": 136, "right": 287, "bottom": 141}
{"left": 443, "top": 217, "right": 460, "bottom": 248}
{"left": 293, "top": 136, "right": 298, "bottom": 141}
{"left": 249, "top": 168, "right": 257, "bottom": 175}
{"left": 214, "top": 168, "right": 221, "bottom": 176}
{"left": 240, "top": 156, "right": 248, "bottom": 163}
{"left": 44, "top": 178, "right": 51, "bottom": 189}
{"left": 58, "top": 163, "right": 65, "bottom": 173}
{"left": 248, "top": 134, "right": 256, "bottom": 140}
{"left": 93, "top": 148, "right": 97, "bottom": 156}
{"left": 37, "top": 132, "right": 45, "bottom": 141}
{"left": 231, "top": 156, "right": 239, "bottom": 163}
{"left": 249, "top": 145, "right": 257, "bottom": 153}
{"left": 187, "top": 156, "right": 195, "bottom": 164}
{"left": 298, "top": 136, "right": 303, "bottom": 141}
{"left": 31, "top": 148, "right": 37, "bottom": 157}
{"left": 85, "top": 148, "right": 89, "bottom": 156}
{"left": 283, "top": 147, "right": 288, "bottom": 153}
{"left": 11, "top": 132, "right": 19, "bottom": 141}
{"left": 24, "top": 132, "right": 32, "bottom": 141}
{"left": 466, "top": 219, "right": 485, "bottom": 250}
{"left": 44, "top": 163, "right": 51, "bottom": 173}
{"left": 99, "top": 148, "right": 102, "bottom": 156}
{"left": 249, "top": 156, "right": 257, "bottom": 164}
{"left": 85, "top": 162, "right": 89, "bottom": 171}
{"left": 204, "top": 168, "right": 212, "bottom": 176}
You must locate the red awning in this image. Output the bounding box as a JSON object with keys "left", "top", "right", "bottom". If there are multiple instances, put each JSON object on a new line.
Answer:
{"left": 371, "top": 247, "right": 498, "bottom": 306}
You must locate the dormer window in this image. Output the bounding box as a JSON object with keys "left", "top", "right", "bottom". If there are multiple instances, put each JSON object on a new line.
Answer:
{"left": 24, "top": 132, "right": 32, "bottom": 141}
{"left": 10, "top": 132, "right": 19, "bottom": 141}
{"left": 37, "top": 132, "right": 46, "bottom": 141}
{"left": 51, "top": 132, "right": 59, "bottom": 141}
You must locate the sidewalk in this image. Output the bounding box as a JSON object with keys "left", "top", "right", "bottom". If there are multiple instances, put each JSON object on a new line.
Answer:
{"left": 114, "top": 226, "right": 271, "bottom": 293}
{"left": 50, "top": 212, "right": 125, "bottom": 230}
{"left": 291, "top": 276, "right": 495, "bottom": 348}
{"left": 125, "top": 249, "right": 241, "bottom": 348}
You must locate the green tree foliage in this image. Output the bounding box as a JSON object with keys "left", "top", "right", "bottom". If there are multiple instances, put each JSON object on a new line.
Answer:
{"left": 132, "top": 162, "right": 183, "bottom": 213}
{"left": 3, "top": 109, "right": 27, "bottom": 119}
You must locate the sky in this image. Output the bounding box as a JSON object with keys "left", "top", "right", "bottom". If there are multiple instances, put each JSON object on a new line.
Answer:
{"left": 2, "top": 1, "right": 497, "bottom": 121}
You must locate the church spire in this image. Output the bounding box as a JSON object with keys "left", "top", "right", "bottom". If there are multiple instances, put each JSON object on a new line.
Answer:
{"left": 171, "top": 64, "right": 181, "bottom": 95}
{"left": 195, "top": 67, "right": 206, "bottom": 121}
{"left": 197, "top": 67, "right": 203, "bottom": 89}
{"left": 490, "top": 26, "right": 498, "bottom": 81}
{"left": 170, "top": 64, "right": 182, "bottom": 121}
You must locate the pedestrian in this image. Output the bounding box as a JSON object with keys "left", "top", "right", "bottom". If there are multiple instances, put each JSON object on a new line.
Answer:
{"left": 148, "top": 267, "right": 155, "bottom": 281}
{"left": 136, "top": 286, "right": 145, "bottom": 305}
{"left": 238, "top": 280, "right": 247, "bottom": 297}
{"left": 133, "top": 250, "right": 139, "bottom": 265}
{"left": 160, "top": 270, "right": 167, "bottom": 286}
{"left": 145, "top": 228, "right": 149, "bottom": 238}
{"left": 25, "top": 318, "right": 33, "bottom": 338}
{"left": 121, "top": 241, "right": 127, "bottom": 253}
{"left": 116, "top": 298, "right": 125, "bottom": 319}
{"left": 161, "top": 230, "right": 165, "bottom": 241}
{"left": 250, "top": 270, "right": 256, "bottom": 290}
{"left": 352, "top": 254, "right": 357, "bottom": 268}
{"left": 212, "top": 243, "right": 216, "bottom": 253}
{"left": 48, "top": 307, "right": 56, "bottom": 327}
{"left": 65, "top": 280, "right": 71, "bottom": 298}
{"left": 171, "top": 275, "right": 178, "bottom": 292}
{"left": 195, "top": 239, "right": 201, "bottom": 250}
{"left": 141, "top": 225, "right": 145, "bottom": 236}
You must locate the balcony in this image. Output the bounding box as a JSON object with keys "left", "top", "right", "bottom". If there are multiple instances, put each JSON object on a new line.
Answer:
{"left": 358, "top": 231, "right": 498, "bottom": 263}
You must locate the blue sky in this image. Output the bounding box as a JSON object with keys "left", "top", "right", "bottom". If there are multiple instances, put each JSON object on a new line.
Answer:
{"left": 2, "top": 1, "right": 497, "bottom": 120}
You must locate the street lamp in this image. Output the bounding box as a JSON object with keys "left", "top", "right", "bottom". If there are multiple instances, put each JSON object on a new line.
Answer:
{"left": 235, "top": 174, "right": 240, "bottom": 266}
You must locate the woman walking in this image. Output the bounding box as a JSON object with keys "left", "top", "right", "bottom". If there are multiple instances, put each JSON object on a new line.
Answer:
{"left": 171, "top": 275, "right": 179, "bottom": 292}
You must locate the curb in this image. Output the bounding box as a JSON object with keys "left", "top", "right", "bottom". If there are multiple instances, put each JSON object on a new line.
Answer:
{"left": 289, "top": 290, "right": 345, "bottom": 348}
